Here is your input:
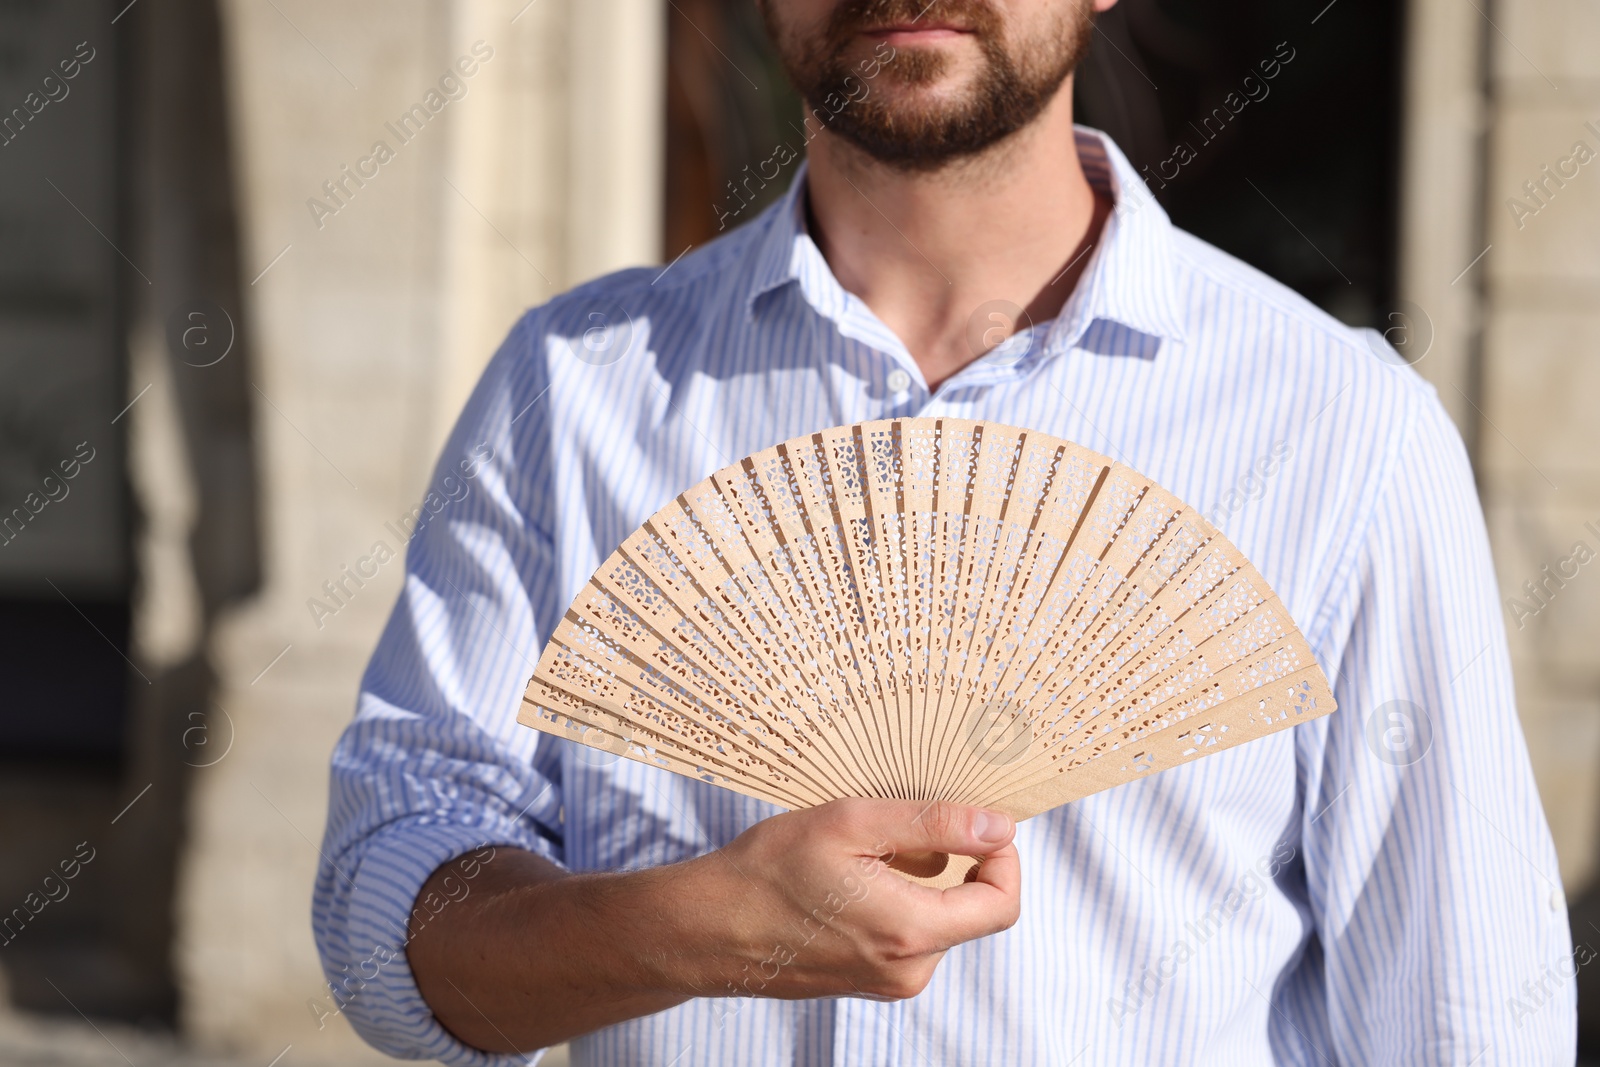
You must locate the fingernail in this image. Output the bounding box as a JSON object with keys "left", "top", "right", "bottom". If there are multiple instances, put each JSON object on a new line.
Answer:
{"left": 973, "top": 810, "right": 1012, "bottom": 844}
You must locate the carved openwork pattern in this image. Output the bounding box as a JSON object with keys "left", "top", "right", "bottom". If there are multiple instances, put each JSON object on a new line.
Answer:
{"left": 519, "top": 418, "right": 1336, "bottom": 819}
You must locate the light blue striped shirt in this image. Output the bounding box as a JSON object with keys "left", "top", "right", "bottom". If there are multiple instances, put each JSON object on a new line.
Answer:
{"left": 313, "top": 128, "right": 1576, "bottom": 1065}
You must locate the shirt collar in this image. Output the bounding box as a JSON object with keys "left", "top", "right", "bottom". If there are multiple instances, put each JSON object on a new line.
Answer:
{"left": 744, "top": 126, "right": 1188, "bottom": 355}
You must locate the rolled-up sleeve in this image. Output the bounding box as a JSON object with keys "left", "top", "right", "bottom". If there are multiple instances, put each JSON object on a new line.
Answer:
{"left": 312, "top": 312, "right": 568, "bottom": 1065}
{"left": 1289, "top": 390, "right": 1576, "bottom": 1064}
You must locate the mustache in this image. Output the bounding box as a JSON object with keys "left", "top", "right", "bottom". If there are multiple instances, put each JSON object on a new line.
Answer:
{"left": 821, "top": 0, "right": 1002, "bottom": 50}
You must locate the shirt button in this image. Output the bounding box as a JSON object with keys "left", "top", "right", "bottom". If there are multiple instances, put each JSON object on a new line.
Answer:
{"left": 1550, "top": 886, "right": 1564, "bottom": 912}
{"left": 886, "top": 368, "right": 912, "bottom": 394}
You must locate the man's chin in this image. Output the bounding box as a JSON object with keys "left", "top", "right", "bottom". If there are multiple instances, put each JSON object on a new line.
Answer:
{"left": 825, "top": 32, "right": 981, "bottom": 81}
{"left": 857, "top": 58, "right": 989, "bottom": 102}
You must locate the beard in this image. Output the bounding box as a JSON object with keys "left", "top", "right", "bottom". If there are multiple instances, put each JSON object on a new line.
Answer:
{"left": 760, "top": 0, "right": 1094, "bottom": 172}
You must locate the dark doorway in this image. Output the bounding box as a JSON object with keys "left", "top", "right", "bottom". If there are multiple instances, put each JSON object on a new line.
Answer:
{"left": 0, "top": 3, "right": 133, "bottom": 763}
{"left": 0, "top": 0, "right": 142, "bottom": 1023}
{"left": 1076, "top": 0, "right": 1404, "bottom": 328}
{"left": 0, "top": 0, "right": 259, "bottom": 1031}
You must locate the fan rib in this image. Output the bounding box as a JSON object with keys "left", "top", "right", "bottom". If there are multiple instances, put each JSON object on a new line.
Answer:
{"left": 915, "top": 422, "right": 985, "bottom": 806}
{"left": 578, "top": 517, "right": 876, "bottom": 803}
{"left": 929, "top": 454, "right": 1112, "bottom": 803}
{"left": 973, "top": 523, "right": 1224, "bottom": 793}
{"left": 706, "top": 461, "right": 901, "bottom": 802}
{"left": 947, "top": 425, "right": 1034, "bottom": 779}
{"left": 767, "top": 439, "right": 906, "bottom": 799}
{"left": 633, "top": 507, "right": 894, "bottom": 802}
{"left": 957, "top": 506, "right": 1205, "bottom": 804}
{"left": 522, "top": 687, "right": 811, "bottom": 806}
{"left": 519, "top": 418, "right": 1337, "bottom": 830}
{"left": 554, "top": 582, "right": 851, "bottom": 805}
{"left": 831, "top": 426, "right": 916, "bottom": 798}
{"left": 932, "top": 426, "right": 1036, "bottom": 802}
{"left": 872, "top": 422, "right": 926, "bottom": 795}
{"left": 854, "top": 424, "right": 923, "bottom": 797}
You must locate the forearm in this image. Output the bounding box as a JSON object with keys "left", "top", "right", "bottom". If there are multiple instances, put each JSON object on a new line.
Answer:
{"left": 404, "top": 801, "right": 1021, "bottom": 1056}
{"left": 406, "top": 847, "right": 698, "bottom": 1053}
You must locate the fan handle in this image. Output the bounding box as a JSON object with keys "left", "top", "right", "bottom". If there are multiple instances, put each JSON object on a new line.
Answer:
{"left": 889, "top": 852, "right": 984, "bottom": 890}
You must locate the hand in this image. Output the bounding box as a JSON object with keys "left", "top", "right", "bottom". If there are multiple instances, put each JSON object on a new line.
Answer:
{"left": 407, "top": 800, "right": 1020, "bottom": 1052}
{"left": 660, "top": 798, "right": 1021, "bottom": 1001}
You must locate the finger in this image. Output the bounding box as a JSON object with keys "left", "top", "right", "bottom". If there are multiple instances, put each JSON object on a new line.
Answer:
{"left": 967, "top": 842, "right": 1021, "bottom": 896}
{"left": 834, "top": 799, "right": 1016, "bottom": 859}
{"left": 926, "top": 843, "right": 1022, "bottom": 946}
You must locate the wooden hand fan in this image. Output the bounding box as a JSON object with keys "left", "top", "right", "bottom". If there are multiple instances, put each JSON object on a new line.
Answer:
{"left": 518, "top": 418, "right": 1334, "bottom": 885}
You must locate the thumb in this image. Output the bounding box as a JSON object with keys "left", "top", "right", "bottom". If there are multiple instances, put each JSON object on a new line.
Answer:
{"left": 844, "top": 799, "right": 1016, "bottom": 859}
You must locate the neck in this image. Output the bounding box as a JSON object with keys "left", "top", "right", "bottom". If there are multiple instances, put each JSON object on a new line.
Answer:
{"left": 803, "top": 79, "right": 1109, "bottom": 391}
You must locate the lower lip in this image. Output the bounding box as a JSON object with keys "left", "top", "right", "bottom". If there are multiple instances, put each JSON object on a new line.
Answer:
{"left": 865, "top": 27, "right": 970, "bottom": 45}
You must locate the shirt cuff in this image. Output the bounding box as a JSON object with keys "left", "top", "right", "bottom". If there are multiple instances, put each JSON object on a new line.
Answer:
{"left": 322, "top": 816, "right": 563, "bottom": 1066}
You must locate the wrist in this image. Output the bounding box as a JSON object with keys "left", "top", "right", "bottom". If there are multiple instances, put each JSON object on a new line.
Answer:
{"left": 555, "top": 853, "right": 735, "bottom": 999}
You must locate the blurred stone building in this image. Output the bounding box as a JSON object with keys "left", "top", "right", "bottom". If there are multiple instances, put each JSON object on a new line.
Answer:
{"left": 1, "top": 0, "right": 659, "bottom": 1062}
{"left": 0, "top": 0, "right": 1597, "bottom": 1062}
{"left": 180, "top": 2, "right": 659, "bottom": 1060}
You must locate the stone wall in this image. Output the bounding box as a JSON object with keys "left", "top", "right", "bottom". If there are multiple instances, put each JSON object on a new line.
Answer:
{"left": 168, "top": 0, "right": 660, "bottom": 1058}
{"left": 1485, "top": 0, "right": 1600, "bottom": 894}
{"left": 1403, "top": 0, "right": 1600, "bottom": 893}
{"left": 153, "top": 0, "right": 1600, "bottom": 1059}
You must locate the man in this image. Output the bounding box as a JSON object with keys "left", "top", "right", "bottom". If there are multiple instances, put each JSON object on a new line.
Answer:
{"left": 313, "top": 0, "right": 1577, "bottom": 1062}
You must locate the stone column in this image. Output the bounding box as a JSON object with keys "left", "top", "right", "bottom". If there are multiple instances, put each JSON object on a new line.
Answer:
{"left": 1478, "top": 0, "right": 1600, "bottom": 894}
{"left": 172, "top": 0, "right": 661, "bottom": 1057}
{"left": 1403, "top": 0, "right": 1600, "bottom": 892}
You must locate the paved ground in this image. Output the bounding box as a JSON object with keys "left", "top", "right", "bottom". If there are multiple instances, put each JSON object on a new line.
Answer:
{"left": 0, "top": 1011, "right": 250, "bottom": 1067}
{"left": 0, "top": 1010, "right": 570, "bottom": 1066}
{"left": 5, "top": 1010, "right": 1595, "bottom": 1067}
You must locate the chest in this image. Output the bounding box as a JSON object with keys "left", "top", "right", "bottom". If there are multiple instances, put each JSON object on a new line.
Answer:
{"left": 546, "top": 339, "right": 1332, "bottom": 637}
